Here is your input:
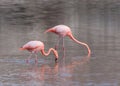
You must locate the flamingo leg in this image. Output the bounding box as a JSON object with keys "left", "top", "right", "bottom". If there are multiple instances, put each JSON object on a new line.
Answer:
{"left": 61, "top": 37, "right": 66, "bottom": 58}
{"left": 62, "top": 37, "right": 65, "bottom": 50}
{"left": 55, "top": 36, "right": 63, "bottom": 50}
{"left": 35, "top": 54, "right": 38, "bottom": 63}
{"left": 26, "top": 53, "right": 33, "bottom": 63}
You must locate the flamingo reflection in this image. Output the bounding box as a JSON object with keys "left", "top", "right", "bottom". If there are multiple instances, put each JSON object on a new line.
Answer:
{"left": 19, "top": 55, "right": 90, "bottom": 86}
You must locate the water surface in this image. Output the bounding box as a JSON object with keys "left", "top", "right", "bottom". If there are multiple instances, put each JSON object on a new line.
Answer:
{"left": 0, "top": 0, "right": 120, "bottom": 86}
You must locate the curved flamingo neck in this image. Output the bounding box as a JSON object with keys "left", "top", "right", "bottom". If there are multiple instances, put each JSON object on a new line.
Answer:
{"left": 67, "top": 32, "right": 91, "bottom": 56}
{"left": 41, "top": 48, "right": 58, "bottom": 59}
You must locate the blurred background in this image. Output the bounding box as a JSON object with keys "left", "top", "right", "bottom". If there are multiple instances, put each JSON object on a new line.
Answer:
{"left": 0, "top": 0, "right": 120, "bottom": 86}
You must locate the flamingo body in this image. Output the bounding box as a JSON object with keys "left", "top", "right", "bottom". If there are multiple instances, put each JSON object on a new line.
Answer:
{"left": 53, "top": 25, "right": 71, "bottom": 37}
{"left": 21, "top": 41, "right": 44, "bottom": 53}
{"left": 23, "top": 41, "right": 44, "bottom": 49}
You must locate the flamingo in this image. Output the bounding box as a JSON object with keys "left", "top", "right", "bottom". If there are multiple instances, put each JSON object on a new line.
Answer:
{"left": 20, "top": 41, "right": 58, "bottom": 63}
{"left": 44, "top": 25, "right": 91, "bottom": 56}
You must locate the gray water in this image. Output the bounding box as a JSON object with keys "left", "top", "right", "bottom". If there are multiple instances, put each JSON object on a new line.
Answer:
{"left": 0, "top": 0, "right": 120, "bottom": 86}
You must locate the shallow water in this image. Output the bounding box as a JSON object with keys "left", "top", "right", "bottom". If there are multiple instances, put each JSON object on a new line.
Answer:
{"left": 0, "top": 0, "right": 120, "bottom": 86}
{"left": 0, "top": 51, "right": 120, "bottom": 86}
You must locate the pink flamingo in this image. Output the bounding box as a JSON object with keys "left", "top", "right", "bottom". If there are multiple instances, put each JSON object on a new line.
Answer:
{"left": 45, "top": 25, "right": 91, "bottom": 56}
{"left": 20, "top": 41, "right": 58, "bottom": 62}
